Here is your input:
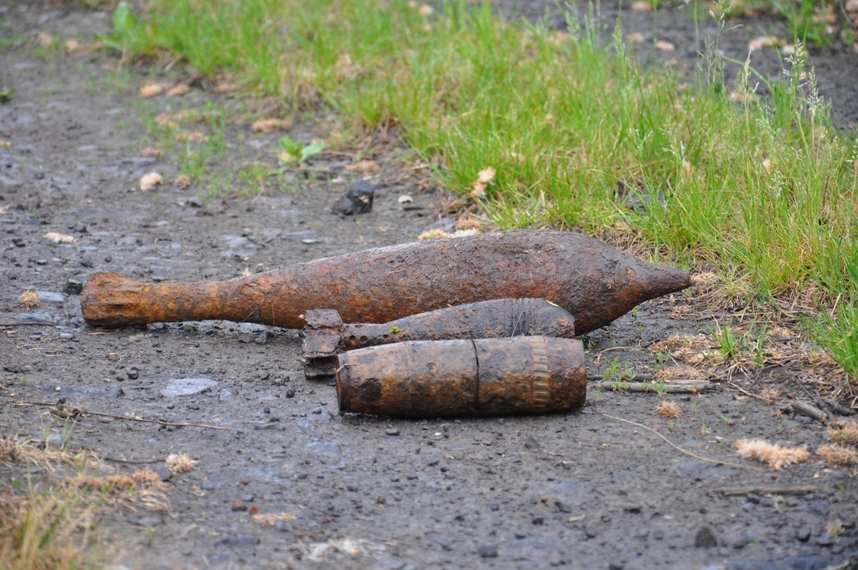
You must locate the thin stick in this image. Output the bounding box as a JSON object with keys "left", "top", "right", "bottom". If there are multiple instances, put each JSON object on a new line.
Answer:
{"left": 103, "top": 456, "right": 164, "bottom": 464}
{"left": 596, "top": 411, "right": 765, "bottom": 471}
{"left": 591, "top": 380, "right": 712, "bottom": 393}
{"left": 789, "top": 400, "right": 828, "bottom": 422}
{"left": 7, "top": 399, "right": 229, "bottom": 431}
{"left": 709, "top": 486, "right": 815, "bottom": 496}
{"left": 727, "top": 381, "right": 772, "bottom": 403}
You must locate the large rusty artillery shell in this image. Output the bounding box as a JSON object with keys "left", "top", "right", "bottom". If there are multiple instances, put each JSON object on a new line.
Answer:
{"left": 335, "top": 336, "right": 586, "bottom": 417}
{"left": 81, "top": 230, "right": 690, "bottom": 333}
{"left": 302, "top": 298, "right": 576, "bottom": 378}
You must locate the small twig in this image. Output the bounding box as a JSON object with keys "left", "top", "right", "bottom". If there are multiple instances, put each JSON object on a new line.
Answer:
{"left": 825, "top": 399, "right": 855, "bottom": 416}
{"left": 103, "top": 456, "right": 164, "bottom": 464}
{"left": 727, "top": 381, "right": 773, "bottom": 403}
{"left": 596, "top": 411, "right": 765, "bottom": 471}
{"left": 591, "top": 380, "right": 713, "bottom": 393}
{"left": 709, "top": 486, "right": 815, "bottom": 497}
{"left": 788, "top": 400, "right": 828, "bottom": 423}
{"left": 7, "top": 398, "right": 229, "bottom": 431}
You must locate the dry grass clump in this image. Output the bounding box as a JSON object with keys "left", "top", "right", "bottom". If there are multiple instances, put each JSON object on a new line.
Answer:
{"left": 649, "top": 334, "right": 715, "bottom": 356}
{"left": 140, "top": 81, "right": 168, "bottom": 98}
{"left": 252, "top": 512, "right": 297, "bottom": 528}
{"left": 251, "top": 118, "right": 293, "bottom": 132}
{"left": 140, "top": 147, "right": 164, "bottom": 158}
{"left": 42, "top": 232, "right": 76, "bottom": 244}
{"left": 454, "top": 213, "right": 484, "bottom": 231}
{"left": 345, "top": 159, "right": 380, "bottom": 174}
{"left": 0, "top": 437, "right": 100, "bottom": 475}
{"left": 1, "top": 437, "right": 169, "bottom": 569}
{"left": 167, "top": 84, "right": 189, "bottom": 98}
{"left": 470, "top": 167, "right": 495, "bottom": 199}
{"left": 655, "top": 400, "right": 682, "bottom": 419}
{"left": 139, "top": 172, "right": 163, "bottom": 191}
{"left": 828, "top": 420, "right": 858, "bottom": 444}
{"left": 0, "top": 484, "right": 102, "bottom": 570}
{"left": 18, "top": 290, "right": 39, "bottom": 309}
{"left": 174, "top": 131, "right": 206, "bottom": 143}
{"left": 166, "top": 452, "right": 196, "bottom": 474}
{"left": 816, "top": 444, "right": 858, "bottom": 466}
{"left": 154, "top": 113, "right": 177, "bottom": 129}
{"left": 174, "top": 174, "right": 192, "bottom": 189}
{"left": 758, "top": 388, "right": 783, "bottom": 405}
{"left": 655, "top": 365, "right": 705, "bottom": 381}
{"left": 417, "top": 228, "right": 479, "bottom": 240}
{"left": 733, "top": 438, "right": 809, "bottom": 470}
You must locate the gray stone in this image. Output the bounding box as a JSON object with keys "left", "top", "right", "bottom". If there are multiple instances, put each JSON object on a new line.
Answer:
{"left": 219, "top": 388, "right": 237, "bottom": 403}
{"left": 694, "top": 527, "right": 718, "bottom": 548}
{"left": 129, "top": 516, "right": 163, "bottom": 527}
{"left": 161, "top": 378, "right": 217, "bottom": 397}
{"left": 478, "top": 545, "right": 498, "bottom": 558}
{"left": 15, "top": 311, "right": 61, "bottom": 324}
{"left": 63, "top": 278, "right": 83, "bottom": 295}
{"left": 37, "top": 291, "right": 66, "bottom": 304}
{"left": 331, "top": 180, "right": 374, "bottom": 216}
{"left": 217, "top": 535, "right": 260, "bottom": 547}
{"left": 304, "top": 441, "right": 340, "bottom": 455}
{"left": 153, "top": 464, "right": 172, "bottom": 481}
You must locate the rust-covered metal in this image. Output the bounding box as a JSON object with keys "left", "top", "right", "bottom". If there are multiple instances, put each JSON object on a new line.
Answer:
{"left": 335, "top": 336, "right": 586, "bottom": 417}
{"left": 302, "top": 298, "right": 576, "bottom": 378}
{"left": 81, "top": 230, "right": 690, "bottom": 333}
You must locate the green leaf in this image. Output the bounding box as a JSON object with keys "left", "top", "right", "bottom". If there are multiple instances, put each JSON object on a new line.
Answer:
{"left": 278, "top": 136, "right": 300, "bottom": 156}
{"left": 300, "top": 141, "right": 325, "bottom": 162}
{"left": 112, "top": 4, "right": 136, "bottom": 37}
{"left": 0, "top": 88, "right": 14, "bottom": 103}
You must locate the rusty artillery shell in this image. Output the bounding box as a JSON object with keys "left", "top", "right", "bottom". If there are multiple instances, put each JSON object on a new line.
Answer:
{"left": 335, "top": 336, "right": 586, "bottom": 417}
{"left": 81, "top": 230, "right": 690, "bottom": 333}
{"left": 302, "top": 298, "right": 576, "bottom": 378}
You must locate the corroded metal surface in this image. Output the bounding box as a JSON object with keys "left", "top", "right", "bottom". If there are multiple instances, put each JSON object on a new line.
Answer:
{"left": 81, "top": 230, "right": 691, "bottom": 333}
{"left": 302, "top": 299, "right": 576, "bottom": 378}
{"left": 335, "top": 337, "right": 586, "bottom": 417}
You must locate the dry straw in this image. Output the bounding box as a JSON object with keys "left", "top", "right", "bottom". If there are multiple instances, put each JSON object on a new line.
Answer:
{"left": 733, "top": 438, "right": 809, "bottom": 470}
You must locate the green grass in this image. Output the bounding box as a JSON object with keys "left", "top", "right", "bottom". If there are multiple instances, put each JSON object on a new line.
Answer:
{"left": 111, "top": 0, "right": 857, "bottom": 382}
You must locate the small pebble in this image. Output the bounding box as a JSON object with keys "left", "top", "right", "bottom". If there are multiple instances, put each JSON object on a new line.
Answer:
{"left": 153, "top": 464, "right": 172, "bottom": 482}
{"left": 695, "top": 527, "right": 718, "bottom": 548}
{"left": 478, "top": 545, "right": 498, "bottom": 559}
{"left": 386, "top": 428, "right": 400, "bottom": 436}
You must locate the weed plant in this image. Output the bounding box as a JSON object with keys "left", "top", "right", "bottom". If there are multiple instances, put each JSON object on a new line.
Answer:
{"left": 116, "top": 0, "right": 857, "bottom": 381}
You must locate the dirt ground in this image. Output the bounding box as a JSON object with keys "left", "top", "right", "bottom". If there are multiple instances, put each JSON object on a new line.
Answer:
{"left": 1, "top": 2, "right": 857, "bottom": 569}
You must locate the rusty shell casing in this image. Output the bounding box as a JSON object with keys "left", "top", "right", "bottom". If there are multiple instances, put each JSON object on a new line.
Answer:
{"left": 335, "top": 336, "right": 586, "bottom": 417}
{"left": 302, "top": 299, "right": 576, "bottom": 378}
{"left": 81, "top": 230, "right": 691, "bottom": 334}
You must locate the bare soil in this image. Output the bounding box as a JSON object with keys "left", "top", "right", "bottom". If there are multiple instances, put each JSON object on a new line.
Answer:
{"left": 1, "top": 2, "right": 856, "bottom": 569}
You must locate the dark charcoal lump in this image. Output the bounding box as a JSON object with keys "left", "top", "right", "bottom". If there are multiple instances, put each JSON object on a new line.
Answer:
{"left": 330, "top": 180, "right": 374, "bottom": 216}
{"left": 63, "top": 278, "right": 83, "bottom": 295}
